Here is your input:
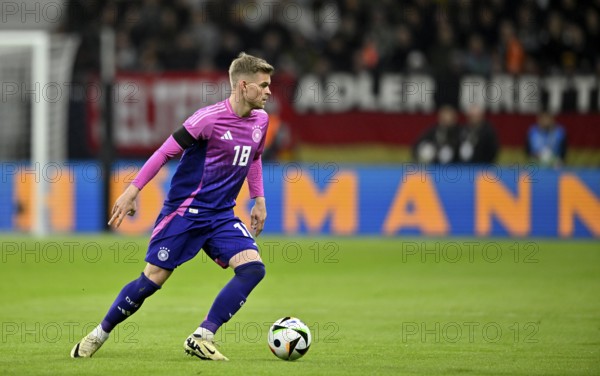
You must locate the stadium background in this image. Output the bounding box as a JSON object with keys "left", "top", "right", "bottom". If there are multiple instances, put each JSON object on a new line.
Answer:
{"left": 1, "top": 0, "right": 599, "bottom": 237}
{"left": 1, "top": 2, "right": 600, "bottom": 375}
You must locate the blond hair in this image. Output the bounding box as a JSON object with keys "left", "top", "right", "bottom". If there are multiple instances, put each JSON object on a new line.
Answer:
{"left": 228, "top": 52, "right": 274, "bottom": 88}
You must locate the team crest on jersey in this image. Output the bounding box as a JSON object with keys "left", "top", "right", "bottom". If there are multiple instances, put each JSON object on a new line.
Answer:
{"left": 158, "top": 247, "right": 170, "bottom": 261}
{"left": 252, "top": 125, "right": 262, "bottom": 143}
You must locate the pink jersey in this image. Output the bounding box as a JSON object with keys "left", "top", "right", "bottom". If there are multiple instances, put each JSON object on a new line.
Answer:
{"left": 164, "top": 99, "right": 268, "bottom": 215}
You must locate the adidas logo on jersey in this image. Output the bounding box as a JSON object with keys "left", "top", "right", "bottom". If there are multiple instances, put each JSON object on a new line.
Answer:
{"left": 221, "top": 131, "right": 233, "bottom": 140}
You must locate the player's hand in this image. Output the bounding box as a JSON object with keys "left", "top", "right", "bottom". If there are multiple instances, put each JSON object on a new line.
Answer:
{"left": 108, "top": 185, "right": 140, "bottom": 228}
{"left": 250, "top": 197, "right": 267, "bottom": 237}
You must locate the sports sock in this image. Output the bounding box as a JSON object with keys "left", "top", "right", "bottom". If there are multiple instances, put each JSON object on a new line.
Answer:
{"left": 100, "top": 272, "right": 161, "bottom": 332}
{"left": 193, "top": 326, "right": 215, "bottom": 341}
{"left": 90, "top": 324, "right": 110, "bottom": 342}
{"left": 200, "top": 261, "right": 266, "bottom": 334}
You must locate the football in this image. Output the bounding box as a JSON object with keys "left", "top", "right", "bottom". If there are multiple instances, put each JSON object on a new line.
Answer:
{"left": 267, "top": 317, "right": 311, "bottom": 361}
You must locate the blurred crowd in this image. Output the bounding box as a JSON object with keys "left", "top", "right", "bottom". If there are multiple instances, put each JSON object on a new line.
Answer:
{"left": 63, "top": 0, "right": 600, "bottom": 78}
{"left": 413, "top": 106, "right": 567, "bottom": 167}
{"left": 62, "top": 0, "right": 584, "bottom": 165}
{"left": 413, "top": 105, "right": 499, "bottom": 165}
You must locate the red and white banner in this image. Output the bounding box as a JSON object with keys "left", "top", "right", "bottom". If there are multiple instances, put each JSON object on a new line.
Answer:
{"left": 87, "top": 72, "right": 600, "bottom": 156}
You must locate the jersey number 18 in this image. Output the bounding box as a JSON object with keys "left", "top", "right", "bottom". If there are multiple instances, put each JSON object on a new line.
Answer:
{"left": 232, "top": 145, "right": 251, "bottom": 166}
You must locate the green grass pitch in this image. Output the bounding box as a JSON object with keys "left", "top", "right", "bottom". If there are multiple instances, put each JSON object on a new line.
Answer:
{"left": 0, "top": 236, "right": 599, "bottom": 375}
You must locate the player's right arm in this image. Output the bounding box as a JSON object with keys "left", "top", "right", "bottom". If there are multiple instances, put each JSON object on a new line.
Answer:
{"left": 108, "top": 127, "right": 196, "bottom": 228}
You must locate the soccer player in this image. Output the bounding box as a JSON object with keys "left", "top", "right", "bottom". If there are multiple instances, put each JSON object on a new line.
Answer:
{"left": 71, "top": 52, "right": 274, "bottom": 361}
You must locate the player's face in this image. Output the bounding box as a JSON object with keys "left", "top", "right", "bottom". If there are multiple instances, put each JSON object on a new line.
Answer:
{"left": 242, "top": 72, "right": 272, "bottom": 109}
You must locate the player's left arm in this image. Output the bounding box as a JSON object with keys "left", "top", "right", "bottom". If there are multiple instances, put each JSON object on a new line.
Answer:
{"left": 248, "top": 118, "right": 268, "bottom": 236}
{"left": 248, "top": 156, "right": 266, "bottom": 237}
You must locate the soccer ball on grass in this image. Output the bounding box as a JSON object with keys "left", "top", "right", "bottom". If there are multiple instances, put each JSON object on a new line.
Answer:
{"left": 267, "top": 317, "right": 311, "bottom": 361}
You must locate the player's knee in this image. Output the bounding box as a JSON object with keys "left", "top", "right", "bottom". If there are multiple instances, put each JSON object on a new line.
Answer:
{"left": 143, "top": 263, "right": 172, "bottom": 286}
{"left": 254, "top": 262, "right": 266, "bottom": 281}
{"left": 236, "top": 261, "right": 266, "bottom": 282}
